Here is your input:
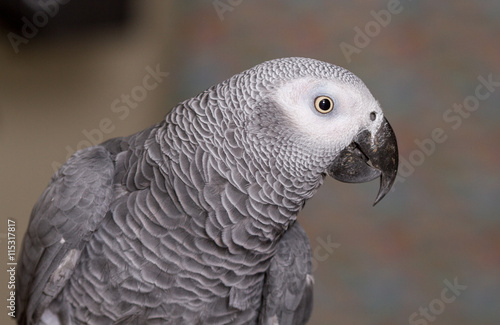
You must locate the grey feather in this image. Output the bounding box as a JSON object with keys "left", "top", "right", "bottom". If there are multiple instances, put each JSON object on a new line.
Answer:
{"left": 259, "top": 221, "right": 314, "bottom": 325}
{"left": 17, "top": 146, "right": 114, "bottom": 324}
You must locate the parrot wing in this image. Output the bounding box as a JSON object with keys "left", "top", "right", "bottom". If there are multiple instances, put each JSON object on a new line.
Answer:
{"left": 17, "top": 145, "right": 115, "bottom": 324}
{"left": 259, "top": 221, "right": 314, "bottom": 325}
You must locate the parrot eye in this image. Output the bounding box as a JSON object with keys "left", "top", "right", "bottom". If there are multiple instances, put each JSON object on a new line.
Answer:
{"left": 314, "top": 96, "right": 334, "bottom": 114}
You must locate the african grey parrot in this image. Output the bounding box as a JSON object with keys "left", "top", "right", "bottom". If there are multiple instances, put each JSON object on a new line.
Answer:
{"left": 17, "top": 57, "right": 398, "bottom": 324}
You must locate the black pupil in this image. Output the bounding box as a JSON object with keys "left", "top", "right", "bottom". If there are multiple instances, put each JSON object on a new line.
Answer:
{"left": 319, "top": 98, "right": 331, "bottom": 111}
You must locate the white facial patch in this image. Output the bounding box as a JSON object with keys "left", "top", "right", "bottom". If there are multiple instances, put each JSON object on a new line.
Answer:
{"left": 272, "top": 77, "right": 383, "bottom": 152}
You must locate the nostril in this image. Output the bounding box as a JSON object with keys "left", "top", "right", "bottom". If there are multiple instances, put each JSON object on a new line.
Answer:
{"left": 370, "top": 112, "right": 376, "bottom": 121}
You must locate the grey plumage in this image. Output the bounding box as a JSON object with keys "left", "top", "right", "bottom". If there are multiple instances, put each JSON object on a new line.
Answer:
{"left": 17, "top": 57, "right": 398, "bottom": 324}
{"left": 259, "top": 222, "right": 313, "bottom": 325}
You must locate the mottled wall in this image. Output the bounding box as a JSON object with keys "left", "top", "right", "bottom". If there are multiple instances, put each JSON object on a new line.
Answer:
{"left": 1, "top": 1, "right": 499, "bottom": 324}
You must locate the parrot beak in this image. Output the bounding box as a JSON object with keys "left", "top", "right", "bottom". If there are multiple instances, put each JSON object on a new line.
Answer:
{"left": 328, "top": 117, "right": 398, "bottom": 206}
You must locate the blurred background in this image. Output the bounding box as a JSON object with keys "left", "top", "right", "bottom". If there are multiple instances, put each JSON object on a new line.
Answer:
{"left": 1, "top": 1, "right": 499, "bottom": 324}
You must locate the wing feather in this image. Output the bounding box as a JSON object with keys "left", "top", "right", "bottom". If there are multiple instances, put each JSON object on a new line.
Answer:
{"left": 259, "top": 221, "right": 314, "bottom": 325}
{"left": 17, "top": 146, "right": 115, "bottom": 324}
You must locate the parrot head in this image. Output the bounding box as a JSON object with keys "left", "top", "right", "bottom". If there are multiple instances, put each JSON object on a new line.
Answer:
{"left": 235, "top": 57, "right": 398, "bottom": 205}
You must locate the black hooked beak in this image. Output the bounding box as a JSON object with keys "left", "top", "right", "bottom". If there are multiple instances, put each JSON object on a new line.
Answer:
{"left": 328, "top": 117, "right": 398, "bottom": 206}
